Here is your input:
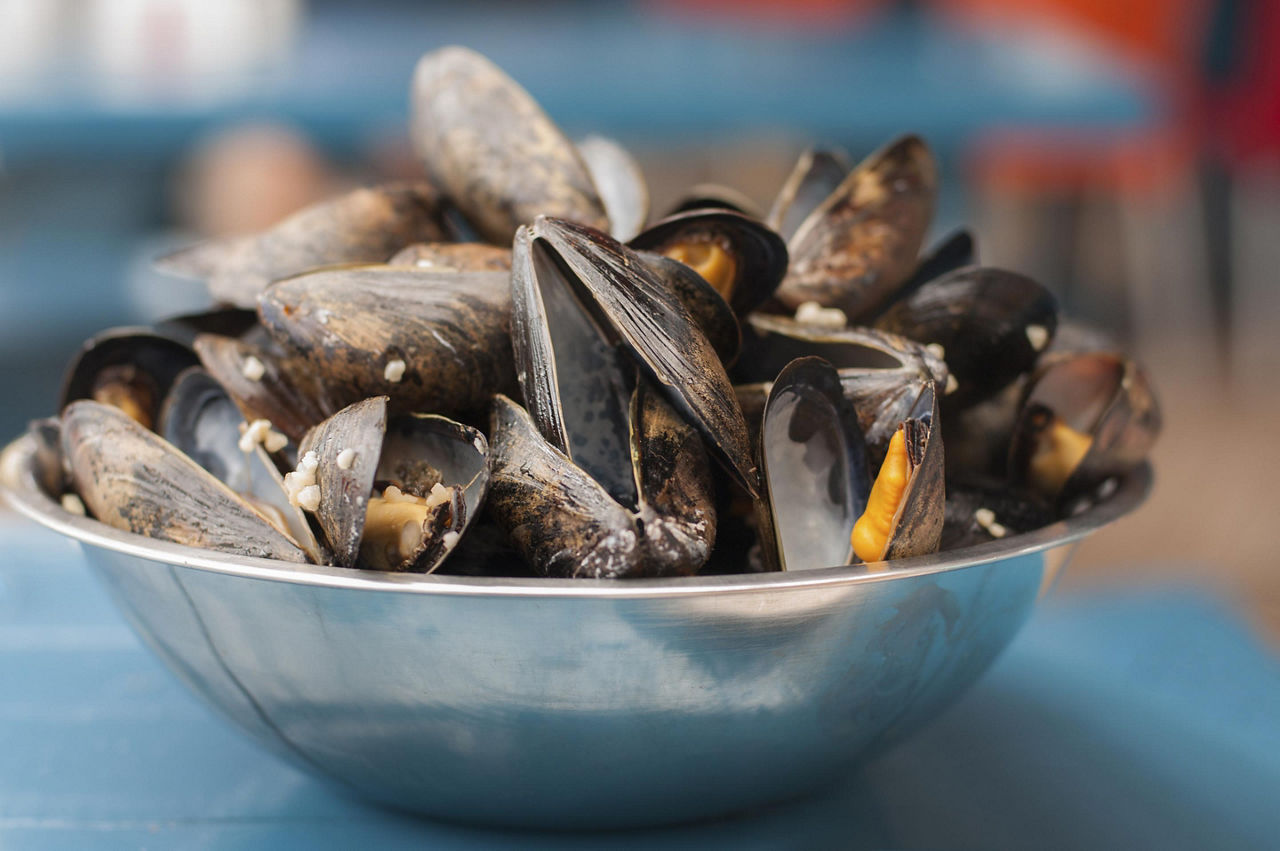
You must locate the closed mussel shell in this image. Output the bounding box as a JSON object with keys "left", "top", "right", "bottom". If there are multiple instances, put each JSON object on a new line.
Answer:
{"left": 875, "top": 266, "right": 1058, "bottom": 407}
{"left": 776, "top": 135, "right": 938, "bottom": 321}
{"left": 157, "top": 183, "right": 452, "bottom": 309}
{"left": 629, "top": 209, "right": 788, "bottom": 319}
{"left": 258, "top": 265, "right": 515, "bottom": 418}
{"left": 61, "top": 400, "right": 309, "bottom": 562}
{"left": 60, "top": 327, "right": 201, "bottom": 432}
{"left": 410, "top": 46, "right": 608, "bottom": 244}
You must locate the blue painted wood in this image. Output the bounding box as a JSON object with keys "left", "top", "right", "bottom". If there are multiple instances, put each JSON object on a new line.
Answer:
{"left": 2, "top": 517, "right": 1276, "bottom": 849}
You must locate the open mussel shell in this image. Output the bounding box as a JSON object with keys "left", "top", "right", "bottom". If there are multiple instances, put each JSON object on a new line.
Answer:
{"left": 522, "top": 216, "right": 759, "bottom": 497}
{"left": 487, "top": 391, "right": 715, "bottom": 579}
{"left": 738, "top": 315, "right": 948, "bottom": 464}
{"left": 756, "top": 357, "right": 868, "bottom": 572}
{"left": 854, "top": 383, "right": 945, "bottom": 563}
{"left": 297, "top": 397, "right": 488, "bottom": 572}
{"left": 775, "top": 135, "right": 938, "bottom": 320}
{"left": 61, "top": 400, "right": 309, "bottom": 562}
{"left": 410, "top": 46, "right": 608, "bottom": 244}
{"left": 156, "top": 183, "right": 452, "bottom": 309}
{"left": 194, "top": 333, "right": 334, "bottom": 444}
{"left": 158, "top": 367, "right": 325, "bottom": 563}
{"left": 667, "top": 183, "right": 763, "bottom": 218}
{"left": 875, "top": 266, "right": 1058, "bottom": 407}
{"left": 766, "top": 147, "right": 850, "bottom": 242}
{"left": 576, "top": 134, "right": 649, "bottom": 243}
{"left": 258, "top": 265, "right": 515, "bottom": 418}
{"left": 629, "top": 209, "right": 788, "bottom": 319}
{"left": 60, "top": 327, "right": 201, "bottom": 432}
{"left": 388, "top": 242, "right": 512, "bottom": 272}
{"left": 1009, "top": 352, "right": 1161, "bottom": 506}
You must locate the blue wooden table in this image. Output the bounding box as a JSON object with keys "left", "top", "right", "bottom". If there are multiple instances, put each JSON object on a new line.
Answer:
{"left": 3, "top": 517, "right": 1277, "bottom": 849}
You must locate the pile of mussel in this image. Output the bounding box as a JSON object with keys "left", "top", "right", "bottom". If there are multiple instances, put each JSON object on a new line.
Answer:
{"left": 29, "top": 47, "right": 1161, "bottom": 579}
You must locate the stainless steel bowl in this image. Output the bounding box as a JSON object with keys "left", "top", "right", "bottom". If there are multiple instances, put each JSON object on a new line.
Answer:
{"left": 1, "top": 434, "right": 1149, "bottom": 829}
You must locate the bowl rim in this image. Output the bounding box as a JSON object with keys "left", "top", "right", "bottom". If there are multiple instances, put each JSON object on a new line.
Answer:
{"left": 1, "top": 434, "right": 1150, "bottom": 599}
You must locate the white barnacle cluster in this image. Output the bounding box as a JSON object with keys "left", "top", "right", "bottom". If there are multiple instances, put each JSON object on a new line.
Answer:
{"left": 238, "top": 419, "right": 289, "bottom": 454}
{"left": 284, "top": 451, "right": 321, "bottom": 513}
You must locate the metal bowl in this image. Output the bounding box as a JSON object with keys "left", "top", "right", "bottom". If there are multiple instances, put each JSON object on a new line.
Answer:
{"left": 1, "top": 434, "right": 1149, "bottom": 829}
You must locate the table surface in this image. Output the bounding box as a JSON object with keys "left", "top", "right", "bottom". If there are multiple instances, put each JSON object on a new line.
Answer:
{"left": 2, "top": 517, "right": 1277, "bottom": 850}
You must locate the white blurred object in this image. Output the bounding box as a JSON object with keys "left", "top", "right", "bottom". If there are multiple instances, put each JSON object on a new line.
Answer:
{"left": 0, "top": 0, "right": 69, "bottom": 98}
{"left": 81, "top": 0, "right": 304, "bottom": 102}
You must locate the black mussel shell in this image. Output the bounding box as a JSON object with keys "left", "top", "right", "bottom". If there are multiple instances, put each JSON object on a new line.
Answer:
{"left": 875, "top": 266, "right": 1058, "bottom": 407}
{"left": 756, "top": 357, "right": 869, "bottom": 572}
{"left": 577, "top": 134, "right": 649, "bottom": 243}
{"left": 629, "top": 209, "right": 788, "bottom": 319}
{"left": 60, "top": 327, "right": 200, "bottom": 432}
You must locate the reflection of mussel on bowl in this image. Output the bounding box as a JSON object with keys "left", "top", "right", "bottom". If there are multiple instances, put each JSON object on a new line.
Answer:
{"left": 0, "top": 45, "right": 1160, "bottom": 829}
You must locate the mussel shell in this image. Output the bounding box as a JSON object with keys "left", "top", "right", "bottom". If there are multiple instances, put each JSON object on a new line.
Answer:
{"left": 776, "top": 135, "right": 938, "bottom": 320}
{"left": 61, "top": 400, "right": 309, "bottom": 562}
{"left": 60, "top": 327, "right": 201, "bottom": 431}
{"left": 629, "top": 209, "right": 788, "bottom": 319}
{"left": 156, "top": 183, "right": 452, "bottom": 309}
{"left": 634, "top": 251, "right": 741, "bottom": 365}
{"left": 528, "top": 217, "right": 759, "bottom": 497}
{"left": 368, "top": 414, "right": 490, "bottom": 573}
{"left": 258, "top": 266, "right": 515, "bottom": 418}
{"left": 884, "top": 228, "right": 977, "bottom": 312}
{"left": 577, "top": 134, "right": 649, "bottom": 242}
{"left": 158, "top": 367, "right": 324, "bottom": 563}
{"left": 194, "top": 333, "right": 334, "bottom": 443}
{"left": 766, "top": 147, "right": 850, "bottom": 242}
{"left": 878, "top": 385, "right": 945, "bottom": 562}
{"left": 1009, "top": 352, "right": 1161, "bottom": 505}
{"left": 388, "top": 242, "right": 512, "bottom": 272}
{"left": 487, "top": 391, "right": 715, "bottom": 579}
{"left": 27, "top": 417, "right": 67, "bottom": 499}
{"left": 875, "top": 266, "right": 1058, "bottom": 407}
{"left": 298, "top": 397, "right": 389, "bottom": 568}
{"left": 410, "top": 46, "right": 608, "bottom": 244}
{"left": 738, "top": 316, "right": 947, "bottom": 464}
{"left": 667, "top": 183, "right": 763, "bottom": 218}
{"left": 756, "top": 357, "right": 868, "bottom": 572}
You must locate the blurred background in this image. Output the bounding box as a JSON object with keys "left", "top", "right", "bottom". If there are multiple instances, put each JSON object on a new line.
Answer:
{"left": 0, "top": 0, "right": 1276, "bottom": 634}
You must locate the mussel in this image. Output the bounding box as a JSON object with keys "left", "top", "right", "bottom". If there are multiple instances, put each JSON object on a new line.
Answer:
{"left": 411, "top": 46, "right": 610, "bottom": 244}
{"left": 158, "top": 183, "right": 453, "bottom": 309}
{"left": 61, "top": 400, "right": 310, "bottom": 562}
{"left": 60, "top": 327, "right": 201, "bottom": 431}
{"left": 485, "top": 216, "right": 751, "bottom": 578}
{"left": 771, "top": 136, "right": 938, "bottom": 320}
{"left": 289, "top": 396, "right": 489, "bottom": 572}
{"left": 257, "top": 266, "right": 515, "bottom": 419}
{"left": 1009, "top": 352, "right": 1160, "bottom": 507}
{"left": 754, "top": 357, "right": 944, "bottom": 571}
